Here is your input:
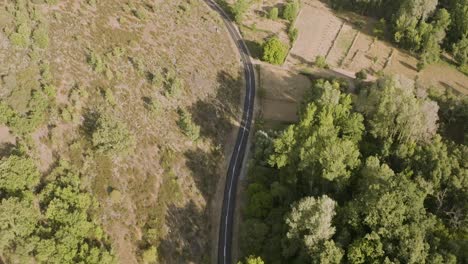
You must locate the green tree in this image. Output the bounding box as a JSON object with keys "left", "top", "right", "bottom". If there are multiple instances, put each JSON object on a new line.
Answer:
{"left": 285, "top": 195, "right": 337, "bottom": 254}
{"left": 269, "top": 80, "right": 363, "bottom": 189}
{"left": 0, "top": 198, "right": 39, "bottom": 252}
{"left": 357, "top": 75, "right": 439, "bottom": 147}
{"left": 262, "top": 37, "right": 287, "bottom": 65}
{"left": 0, "top": 155, "right": 40, "bottom": 194}
{"left": 453, "top": 35, "right": 468, "bottom": 66}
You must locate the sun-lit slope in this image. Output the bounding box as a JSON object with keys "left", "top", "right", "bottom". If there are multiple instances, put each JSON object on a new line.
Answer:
{"left": 0, "top": 0, "right": 241, "bottom": 263}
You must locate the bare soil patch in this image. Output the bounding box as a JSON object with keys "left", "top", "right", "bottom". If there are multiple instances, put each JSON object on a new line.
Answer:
{"left": 259, "top": 64, "right": 311, "bottom": 123}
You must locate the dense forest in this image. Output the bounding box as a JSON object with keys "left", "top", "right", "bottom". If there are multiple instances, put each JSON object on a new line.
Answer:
{"left": 331, "top": 0, "right": 468, "bottom": 71}
{"left": 240, "top": 76, "right": 467, "bottom": 263}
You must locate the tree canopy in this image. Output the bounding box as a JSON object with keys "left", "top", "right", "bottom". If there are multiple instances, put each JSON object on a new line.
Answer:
{"left": 239, "top": 76, "right": 467, "bottom": 264}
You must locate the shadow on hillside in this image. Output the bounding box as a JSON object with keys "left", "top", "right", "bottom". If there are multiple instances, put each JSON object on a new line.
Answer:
{"left": 184, "top": 148, "right": 220, "bottom": 200}
{"left": 159, "top": 200, "right": 209, "bottom": 264}
{"left": 158, "top": 70, "right": 243, "bottom": 263}
{"left": 189, "top": 70, "right": 241, "bottom": 148}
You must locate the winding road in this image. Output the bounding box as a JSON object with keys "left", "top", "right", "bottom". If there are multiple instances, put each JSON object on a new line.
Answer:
{"left": 203, "top": 1, "right": 256, "bottom": 264}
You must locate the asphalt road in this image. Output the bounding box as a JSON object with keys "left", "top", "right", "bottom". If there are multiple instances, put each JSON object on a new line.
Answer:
{"left": 202, "top": 1, "right": 256, "bottom": 264}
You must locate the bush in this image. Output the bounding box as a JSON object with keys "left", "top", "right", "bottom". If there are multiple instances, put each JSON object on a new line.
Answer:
{"left": 91, "top": 112, "right": 136, "bottom": 155}
{"left": 268, "top": 7, "right": 279, "bottom": 20}
{"left": 355, "top": 69, "right": 368, "bottom": 80}
{"left": 9, "top": 23, "right": 31, "bottom": 48}
{"left": 262, "top": 37, "right": 288, "bottom": 65}
{"left": 103, "top": 88, "right": 116, "bottom": 106}
{"left": 142, "top": 246, "right": 158, "bottom": 264}
{"left": 282, "top": 0, "right": 300, "bottom": 22}
{"left": 88, "top": 51, "right": 106, "bottom": 73}
{"left": 314, "top": 55, "right": 329, "bottom": 69}
{"left": 373, "top": 18, "right": 386, "bottom": 39}
{"left": 33, "top": 27, "right": 49, "bottom": 49}
{"left": 288, "top": 25, "right": 299, "bottom": 43}
{"left": 177, "top": 108, "right": 200, "bottom": 141}
{"left": 232, "top": 0, "right": 252, "bottom": 23}
{"left": 164, "top": 72, "right": 183, "bottom": 97}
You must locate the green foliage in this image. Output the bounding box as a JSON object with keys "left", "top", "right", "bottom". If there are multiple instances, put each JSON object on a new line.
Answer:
{"left": 0, "top": 89, "right": 51, "bottom": 136}
{"left": 314, "top": 55, "right": 329, "bottom": 69}
{"left": 373, "top": 18, "right": 386, "bottom": 39}
{"left": 32, "top": 25, "right": 49, "bottom": 49}
{"left": 288, "top": 25, "right": 299, "bottom": 43}
{"left": 238, "top": 255, "right": 265, "bottom": 264}
{"left": 103, "top": 88, "right": 117, "bottom": 106}
{"left": 164, "top": 72, "right": 183, "bottom": 97}
{"left": 232, "top": 0, "right": 252, "bottom": 23}
{"left": 262, "top": 37, "right": 287, "bottom": 65}
{"left": 355, "top": 69, "right": 367, "bottom": 80}
{"left": 285, "top": 195, "right": 337, "bottom": 254}
{"left": 330, "top": 0, "right": 465, "bottom": 69}
{"left": 0, "top": 157, "right": 114, "bottom": 263}
{"left": 269, "top": 80, "right": 363, "bottom": 185}
{"left": 91, "top": 112, "right": 136, "bottom": 155}
{"left": 177, "top": 108, "right": 200, "bottom": 141}
{"left": 9, "top": 23, "right": 31, "bottom": 48}
{"left": 453, "top": 35, "right": 468, "bottom": 66}
{"left": 142, "top": 246, "right": 158, "bottom": 264}
{"left": 240, "top": 75, "right": 466, "bottom": 263}
{"left": 356, "top": 75, "right": 439, "bottom": 147}
{"left": 133, "top": 7, "right": 147, "bottom": 20}
{"left": 282, "top": 0, "right": 300, "bottom": 22}
{"left": 0, "top": 155, "right": 40, "bottom": 194}
{"left": 268, "top": 7, "right": 279, "bottom": 20}
{"left": 88, "top": 51, "right": 106, "bottom": 73}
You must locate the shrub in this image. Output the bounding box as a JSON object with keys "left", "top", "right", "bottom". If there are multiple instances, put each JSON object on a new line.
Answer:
{"left": 288, "top": 25, "right": 299, "bottom": 43}
{"left": 262, "top": 37, "right": 288, "bottom": 65}
{"left": 373, "top": 18, "right": 386, "bottom": 39}
{"left": 133, "top": 7, "right": 147, "bottom": 20}
{"left": 33, "top": 27, "right": 49, "bottom": 49}
{"left": 91, "top": 112, "right": 136, "bottom": 155}
{"left": 177, "top": 108, "right": 200, "bottom": 141}
{"left": 88, "top": 51, "right": 106, "bottom": 73}
{"left": 9, "top": 23, "right": 32, "bottom": 48}
{"left": 164, "top": 72, "right": 183, "bottom": 97}
{"left": 355, "top": 69, "right": 368, "bottom": 80}
{"left": 282, "top": 0, "right": 300, "bottom": 22}
{"left": 142, "top": 246, "right": 158, "bottom": 264}
{"left": 104, "top": 88, "right": 116, "bottom": 106}
{"left": 268, "top": 7, "right": 279, "bottom": 20}
{"left": 232, "top": 0, "right": 252, "bottom": 23}
{"left": 314, "top": 55, "right": 329, "bottom": 69}
{"left": 143, "top": 97, "right": 160, "bottom": 115}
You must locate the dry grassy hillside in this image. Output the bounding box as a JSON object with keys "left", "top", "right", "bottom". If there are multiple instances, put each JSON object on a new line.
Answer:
{"left": 0, "top": 0, "right": 241, "bottom": 263}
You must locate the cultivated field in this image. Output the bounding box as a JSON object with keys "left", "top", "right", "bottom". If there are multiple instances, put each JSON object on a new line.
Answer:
{"left": 287, "top": 0, "right": 468, "bottom": 94}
